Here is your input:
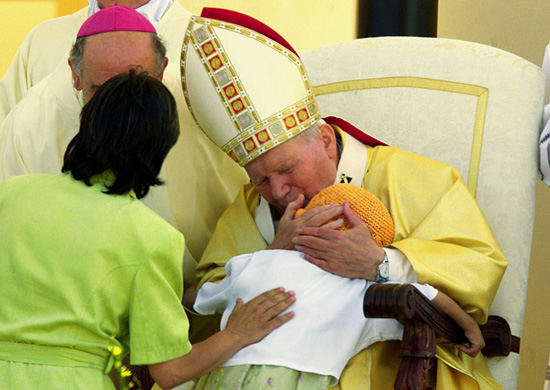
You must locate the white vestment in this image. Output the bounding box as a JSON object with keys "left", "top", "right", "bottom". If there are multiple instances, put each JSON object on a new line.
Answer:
{"left": 0, "top": 1, "right": 249, "bottom": 282}
{"left": 0, "top": 8, "right": 88, "bottom": 124}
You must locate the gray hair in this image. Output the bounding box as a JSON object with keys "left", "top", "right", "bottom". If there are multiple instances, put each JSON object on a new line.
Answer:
{"left": 69, "top": 32, "right": 167, "bottom": 77}
{"left": 294, "top": 118, "right": 327, "bottom": 143}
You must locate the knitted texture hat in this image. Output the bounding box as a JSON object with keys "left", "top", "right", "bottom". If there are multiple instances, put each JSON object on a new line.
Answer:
{"left": 295, "top": 183, "right": 394, "bottom": 247}
{"left": 77, "top": 4, "right": 156, "bottom": 38}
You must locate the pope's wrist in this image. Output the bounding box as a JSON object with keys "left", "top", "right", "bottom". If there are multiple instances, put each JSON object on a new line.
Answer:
{"left": 374, "top": 250, "right": 389, "bottom": 283}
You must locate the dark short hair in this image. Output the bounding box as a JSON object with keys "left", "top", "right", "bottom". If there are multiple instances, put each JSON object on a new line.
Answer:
{"left": 62, "top": 70, "right": 180, "bottom": 199}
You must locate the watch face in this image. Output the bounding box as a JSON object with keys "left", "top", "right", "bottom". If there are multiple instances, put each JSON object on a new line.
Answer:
{"left": 380, "top": 262, "right": 389, "bottom": 278}
{"left": 376, "top": 256, "right": 389, "bottom": 282}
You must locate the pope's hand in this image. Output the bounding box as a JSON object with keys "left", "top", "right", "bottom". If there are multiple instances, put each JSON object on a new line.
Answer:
{"left": 293, "top": 201, "right": 385, "bottom": 280}
{"left": 266, "top": 194, "right": 344, "bottom": 250}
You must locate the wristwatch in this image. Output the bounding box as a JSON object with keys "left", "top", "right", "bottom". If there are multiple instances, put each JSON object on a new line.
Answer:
{"left": 374, "top": 252, "right": 389, "bottom": 282}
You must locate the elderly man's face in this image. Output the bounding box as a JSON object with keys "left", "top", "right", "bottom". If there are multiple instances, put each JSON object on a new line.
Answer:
{"left": 70, "top": 31, "right": 163, "bottom": 102}
{"left": 245, "top": 124, "right": 339, "bottom": 215}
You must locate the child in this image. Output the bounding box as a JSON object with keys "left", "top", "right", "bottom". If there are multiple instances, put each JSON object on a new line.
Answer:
{"left": 192, "top": 184, "right": 484, "bottom": 390}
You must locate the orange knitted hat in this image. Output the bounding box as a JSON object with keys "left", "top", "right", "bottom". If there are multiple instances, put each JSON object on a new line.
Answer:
{"left": 295, "top": 183, "right": 394, "bottom": 247}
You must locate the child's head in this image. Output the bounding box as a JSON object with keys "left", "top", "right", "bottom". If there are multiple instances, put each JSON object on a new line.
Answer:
{"left": 295, "top": 183, "right": 394, "bottom": 247}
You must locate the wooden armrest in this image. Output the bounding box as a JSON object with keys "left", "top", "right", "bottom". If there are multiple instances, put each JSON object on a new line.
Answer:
{"left": 363, "top": 283, "right": 519, "bottom": 357}
{"left": 364, "top": 283, "right": 519, "bottom": 390}
{"left": 480, "top": 315, "right": 520, "bottom": 357}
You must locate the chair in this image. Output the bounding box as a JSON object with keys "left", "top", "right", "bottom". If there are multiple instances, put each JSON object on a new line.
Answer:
{"left": 300, "top": 36, "right": 544, "bottom": 389}
{"left": 363, "top": 283, "right": 518, "bottom": 389}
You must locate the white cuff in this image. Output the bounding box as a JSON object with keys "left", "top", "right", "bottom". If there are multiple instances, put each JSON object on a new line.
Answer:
{"left": 385, "top": 247, "right": 417, "bottom": 283}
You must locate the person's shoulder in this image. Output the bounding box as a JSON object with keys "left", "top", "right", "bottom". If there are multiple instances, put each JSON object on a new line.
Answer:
{"left": 156, "top": 1, "right": 192, "bottom": 44}
{"left": 120, "top": 195, "right": 183, "bottom": 240}
{"left": 6, "top": 59, "right": 80, "bottom": 127}
{"left": 16, "top": 71, "right": 55, "bottom": 101}
{"left": 1, "top": 173, "right": 59, "bottom": 192}
{"left": 20, "top": 7, "right": 87, "bottom": 57}
{"left": 125, "top": 202, "right": 185, "bottom": 255}
{"left": 26, "top": 7, "right": 88, "bottom": 37}
{"left": 2, "top": 74, "right": 57, "bottom": 130}
{"left": 162, "top": 1, "right": 192, "bottom": 20}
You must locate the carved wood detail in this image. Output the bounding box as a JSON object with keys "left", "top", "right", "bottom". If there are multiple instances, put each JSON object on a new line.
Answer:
{"left": 363, "top": 283, "right": 520, "bottom": 389}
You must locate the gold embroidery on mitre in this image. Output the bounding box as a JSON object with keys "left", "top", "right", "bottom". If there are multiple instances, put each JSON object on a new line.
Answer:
{"left": 181, "top": 16, "right": 320, "bottom": 166}
{"left": 256, "top": 129, "right": 270, "bottom": 144}
{"left": 243, "top": 138, "right": 257, "bottom": 152}
{"left": 297, "top": 108, "right": 310, "bottom": 122}
{"left": 185, "top": 20, "right": 260, "bottom": 140}
{"left": 224, "top": 84, "right": 237, "bottom": 98}
{"left": 202, "top": 41, "right": 215, "bottom": 55}
{"left": 284, "top": 115, "right": 297, "bottom": 129}
{"left": 222, "top": 96, "right": 320, "bottom": 166}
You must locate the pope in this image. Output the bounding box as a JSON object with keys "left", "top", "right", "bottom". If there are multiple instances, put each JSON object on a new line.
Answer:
{"left": 182, "top": 8, "right": 507, "bottom": 390}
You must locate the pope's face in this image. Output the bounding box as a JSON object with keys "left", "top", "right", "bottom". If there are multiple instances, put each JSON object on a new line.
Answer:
{"left": 70, "top": 31, "right": 163, "bottom": 102}
{"left": 245, "top": 124, "right": 339, "bottom": 215}
{"left": 97, "top": 0, "right": 150, "bottom": 8}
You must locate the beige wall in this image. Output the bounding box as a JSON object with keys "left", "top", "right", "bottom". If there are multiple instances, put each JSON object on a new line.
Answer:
{"left": 2, "top": 1, "right": 549, "bottom": 389}
{"left": 439, "top": 3, "right": 550, "bottom": 389}
{"left": 181, "top": 0, "right": 357, "bottom": 52}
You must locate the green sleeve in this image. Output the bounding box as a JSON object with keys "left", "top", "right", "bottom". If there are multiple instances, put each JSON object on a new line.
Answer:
{"left": 129, "top": 231, "right": 192, "bottom": 365}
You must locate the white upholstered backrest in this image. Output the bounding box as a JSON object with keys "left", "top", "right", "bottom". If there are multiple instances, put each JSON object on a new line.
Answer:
{"left": 301, "top": 37, "right": 544, "bottom": 389}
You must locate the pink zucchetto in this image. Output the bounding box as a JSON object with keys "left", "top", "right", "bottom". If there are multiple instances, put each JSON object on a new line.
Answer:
{"left": 77, "top": 4, "right": 156, "bottom": 38}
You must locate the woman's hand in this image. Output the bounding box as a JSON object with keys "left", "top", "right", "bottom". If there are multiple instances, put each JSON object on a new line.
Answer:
{"left": 225, "top": 287, "right": 296, "bottom": 347}
{"left": 149, "top": 287, "right": 295, "bottom": 389}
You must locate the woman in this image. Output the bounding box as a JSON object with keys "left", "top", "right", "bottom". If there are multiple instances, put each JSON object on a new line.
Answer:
{"left": 0, "top": 70, "right": 295, "bottom": 390}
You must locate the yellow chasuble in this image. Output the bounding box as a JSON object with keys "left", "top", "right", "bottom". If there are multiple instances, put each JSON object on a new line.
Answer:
{"left": 195, "top": 132, "right": 507, "bottom": 389}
